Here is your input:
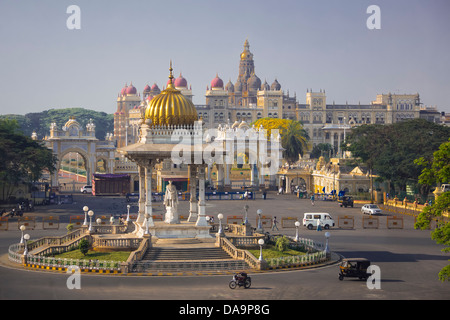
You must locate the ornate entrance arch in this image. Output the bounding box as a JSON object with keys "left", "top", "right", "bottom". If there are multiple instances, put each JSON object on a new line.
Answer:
{"left": 44, "top": 117, "right": 115, "bottom": 188}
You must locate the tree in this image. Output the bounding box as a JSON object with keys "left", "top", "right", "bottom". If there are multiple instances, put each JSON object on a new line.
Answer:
{"left": 253, "top": 118, "right": 310, "bottom": 165}
{"left": 414, "top": 138, "right": 450, "bottom": 282}
{"left": 0, "top": 108, "right": 114, "bottom": 140}
{"left": 279, "top": 120, "right": 310, "bottom": 164}
{"left": 310, "top": 143, "right": 335, "bottom": 161}
{"left": 78, "top": 239, "right": 90, "bottom": 256}
{"left": 343, "top": 119, "right": 450, "bottom": 195}
{"left": 0, "top": 119, "right": 57, "bottom": 201}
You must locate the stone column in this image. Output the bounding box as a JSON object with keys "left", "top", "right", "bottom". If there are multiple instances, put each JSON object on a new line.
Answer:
{"left": 137, "top": 165, "right": 146, "bottom": 225}
{"left": 145, "top": 163, "right": 154, "bottom": 227}
{"left": 188, "top": 164, "right": 198, "bottom": 222}
{"left": 196, "top": 164, "right": 208, "bottom": 227}
{"left": 225, "top": 164, "right": 231, "bottom": 185}
{"left": 217, "top": 164, "right": 224, "bottom": 191}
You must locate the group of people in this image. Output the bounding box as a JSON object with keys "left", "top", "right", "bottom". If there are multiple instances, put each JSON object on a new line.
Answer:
{"left": 1, "top": 200, "right": 34, "bottom": 217}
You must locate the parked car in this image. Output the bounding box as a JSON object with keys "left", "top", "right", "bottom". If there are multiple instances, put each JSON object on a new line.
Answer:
{"left": 80, "top": 185, "right": 92, "bottom": 194}
{"left": 303, "top": 213, "right": 335, "bottom": 230}
{"left": 361, "top": 204, "right": 382, "bottom": 215}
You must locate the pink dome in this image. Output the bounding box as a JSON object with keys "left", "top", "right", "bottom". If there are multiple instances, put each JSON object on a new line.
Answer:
{"left": 211, "top": 74, "right": 224, "bottom": 89}
{"left": 151, "top": 83, "right": 159, "bottom": 91}
{"left": 120, "top": 84, "right": 128, "bottom": 96}
{"left": 126, "top": 83, "right": 137, "bottom": 95}
{"left": 143, "top": 84, "right": 151, "bottom": 92}
{"left": 174, "top": 73, "right": 188, "bottom": 88}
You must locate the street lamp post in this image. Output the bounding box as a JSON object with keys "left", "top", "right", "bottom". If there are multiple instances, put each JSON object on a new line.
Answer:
{"left": 218, "top": 213, "right": 224, "bottom": 237}
{"left": 23, "top": 234, "right": 30, "bottom": 256}
{"left": 244, "top": 204, "right": 249, "bottom": 225}
{"left": 20, "top": 225, "right": 26, "bottom": 244}
{"left": 126, "top": 204, "right": 131, "bottom": 222}
{"left": 83, "top": 206, "right": 89, "bottom": 226}
{"left": 258, "top": 238, "right": 265, "bottom": 261}
{"left": 324, "top": 231, "right": 330, "bottom": 255}
{"left": 256, "top": 209, "right": 263, "bottom": 232}
{"left": 88, "top": 210, "right": 94, "bottom": 232}
{"left": 295, "top": 221, "right": 300, "bottom": 242}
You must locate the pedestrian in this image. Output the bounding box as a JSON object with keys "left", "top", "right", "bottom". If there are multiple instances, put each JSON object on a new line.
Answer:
{"left": 263, "top": 191, "right": 267, "bottom": 200}
{"left": 316, "top": 219, "right": 322, "bottom": 231}
{"left": 272, "top": 216, "right": 279, "bottom": 231}
{"left": 310, "top": 194, "right": 315, "bottom": 206}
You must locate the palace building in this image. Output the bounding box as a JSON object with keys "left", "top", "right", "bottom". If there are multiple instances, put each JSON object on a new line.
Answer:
{"left": 113, "top": 39, "right": 438, "bottom": 156}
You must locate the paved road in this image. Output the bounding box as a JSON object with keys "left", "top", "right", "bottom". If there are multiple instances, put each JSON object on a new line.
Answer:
{"left": 0, "top": 192, "right": 448, "bottom": 301}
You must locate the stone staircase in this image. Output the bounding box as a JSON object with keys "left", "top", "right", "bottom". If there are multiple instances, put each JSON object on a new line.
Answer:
{"left": 132, "top": 238, "right": 249, "bottom": 272}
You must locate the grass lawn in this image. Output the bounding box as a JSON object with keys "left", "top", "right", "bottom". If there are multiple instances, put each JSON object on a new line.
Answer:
{"left": 247, "top": 245, "right": 306, "bottom": 260}
{"left": 51, "top": 249, "right": 131, "bottom": 262}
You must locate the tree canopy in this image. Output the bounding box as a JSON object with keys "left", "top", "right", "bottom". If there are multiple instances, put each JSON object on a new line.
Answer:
{"left": 414, "top": 138, "right": 450, "bottom": 282}
{"left": 0, "top": 119, "right": 57, "bottom": 201}
{"left": 342, "top": 119, "right": 450, "bottom": 194}
{"left": 252, "top": 118, "right": 310, "bottom": 164}
{"left": 0, "top": 108, "right": 114, "bottom": 141}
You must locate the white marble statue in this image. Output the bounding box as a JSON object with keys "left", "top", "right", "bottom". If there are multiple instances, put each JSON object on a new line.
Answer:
{"left": 164, "top": 180, "right": 179, "bottom": 224}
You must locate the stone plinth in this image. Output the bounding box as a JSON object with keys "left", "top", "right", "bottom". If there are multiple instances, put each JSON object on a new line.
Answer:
{"left": 149, "top": 221, "right": 212, "bottom": 240}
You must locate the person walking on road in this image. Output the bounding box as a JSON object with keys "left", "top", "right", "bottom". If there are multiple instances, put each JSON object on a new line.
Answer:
{"left": 272, "top": 216, "right": 279, "bottom": 231}
{"left": 310, "top": 194, "right": 315, "bottom": 206}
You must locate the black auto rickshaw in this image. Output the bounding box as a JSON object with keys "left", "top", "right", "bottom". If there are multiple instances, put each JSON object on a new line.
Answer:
{"left": 340, "top": 196, "right": 354, "bottom": 208}
{"left": 338, "top": 258, "right": 371, "bottom": 281}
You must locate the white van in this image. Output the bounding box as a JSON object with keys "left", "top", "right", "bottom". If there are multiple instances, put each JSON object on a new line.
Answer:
{"left": 303, "top": 213, "right": 335, "bottom": 230}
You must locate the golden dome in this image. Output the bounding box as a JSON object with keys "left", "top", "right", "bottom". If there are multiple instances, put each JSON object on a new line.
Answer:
{"left": 240, "top": 39, "right": 252, "bottom": 60}
{"left": 144, "top": 62, "right": 198, "bottom": 126}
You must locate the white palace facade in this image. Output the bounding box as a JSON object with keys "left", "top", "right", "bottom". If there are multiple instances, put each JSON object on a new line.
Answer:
{"left": 113, "top": 40, "right": 442, "bottom": 154}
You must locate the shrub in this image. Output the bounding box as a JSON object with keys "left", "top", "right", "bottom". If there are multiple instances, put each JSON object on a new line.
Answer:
{"left": 78, "top": 239, "right": 90, "bottom": 256}
{"left": 275, "top": 236, "right": 290, "bottom": 252}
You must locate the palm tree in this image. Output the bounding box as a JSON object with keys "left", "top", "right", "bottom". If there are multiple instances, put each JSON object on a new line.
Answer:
{"left": 279, "top": 120, "right": 310, "bottom": 165}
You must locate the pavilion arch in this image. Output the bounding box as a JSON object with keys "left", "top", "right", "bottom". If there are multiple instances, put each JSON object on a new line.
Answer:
{"left": 44, "top": 117, "right": 116, "bottom": 189}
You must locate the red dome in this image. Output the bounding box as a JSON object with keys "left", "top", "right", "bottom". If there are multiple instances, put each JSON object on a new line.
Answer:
{"left": 143, "top": 84, "right": 151, "bottom": 92}
{"left": 126, "top": 83, "right": 137, "bottom": 95}
{"left": 174, "top": 74, "right": 188, "bottom": 88}
{"left": 211, "top": 74, "right": 224, "bottom": 89}
{"left": 120, "top": 84, "right": 128, "bottom": 96}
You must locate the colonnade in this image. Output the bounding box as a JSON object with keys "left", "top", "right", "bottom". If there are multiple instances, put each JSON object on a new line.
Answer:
{"left": 135, "top": 159, "right": 209, "bottom": 229}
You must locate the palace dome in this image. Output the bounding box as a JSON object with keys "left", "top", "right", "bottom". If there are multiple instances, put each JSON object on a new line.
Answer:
{"left": 174, "top": 73, "right": 188, "bottom": 88}
{"left": 144, "top": 64, "right": 198, "bottom": 126}
{"left": 247, "top": 72, "right": 261, "bottom": 90}
{"left": 120, "top": 84, "right": 128, "bottom": 96}
{"left": 211, "top": 74, "right": 224, "bottom": 89}
{"left": 271, "top": 79, "right": 281, "bottom": 91}
{"left": 126, "top": 83, "right": 137, "bottom": 95}
{"left": 225, "top": 80, "right": 234, "bottom": 92}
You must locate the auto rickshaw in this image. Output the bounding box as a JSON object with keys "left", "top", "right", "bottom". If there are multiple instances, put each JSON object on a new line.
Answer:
{"left": 340, "top": 196, "right": 354, "bottom": 208}
{"left": 338, "top": 258, "right": 371, "bottom": 281}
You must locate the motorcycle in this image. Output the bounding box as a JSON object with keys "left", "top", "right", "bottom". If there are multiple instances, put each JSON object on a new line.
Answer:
{"left": 229, "top": 272, "right": 251, "bottom": 289}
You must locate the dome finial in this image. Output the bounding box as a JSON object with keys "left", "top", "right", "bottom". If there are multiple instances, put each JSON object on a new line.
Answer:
{"left": 167, "top": 60, "right": 175, "bottom": 88}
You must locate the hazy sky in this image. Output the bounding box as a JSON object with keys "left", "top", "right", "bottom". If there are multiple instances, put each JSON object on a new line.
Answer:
{"left": 0, "top": 0, "right": 449, "bottom": 115}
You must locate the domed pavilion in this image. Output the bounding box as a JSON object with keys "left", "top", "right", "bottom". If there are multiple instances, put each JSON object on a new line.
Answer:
{"left": 118, "top": 62, "right": 225, "bottom": 240}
